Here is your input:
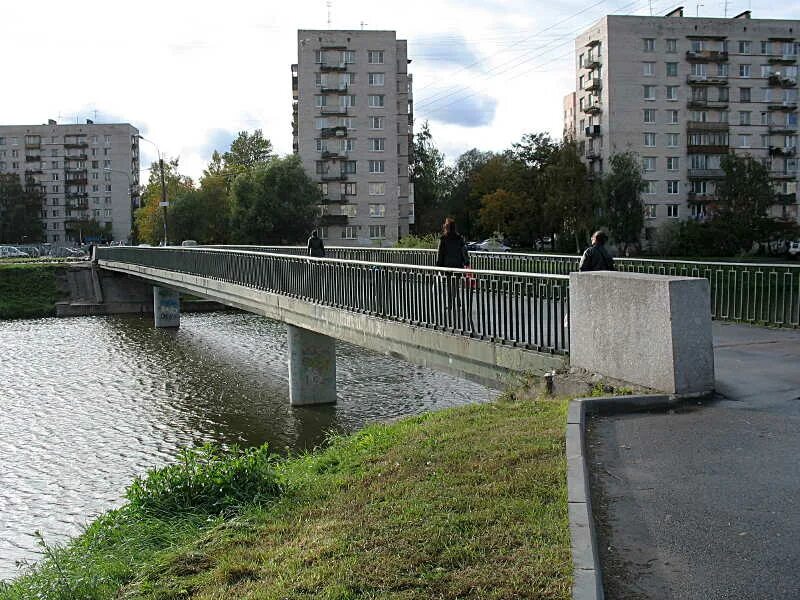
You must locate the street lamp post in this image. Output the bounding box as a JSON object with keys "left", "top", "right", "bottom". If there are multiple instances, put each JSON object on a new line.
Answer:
{"left": 137, "top": 135, "right": 169, "bottom": 246}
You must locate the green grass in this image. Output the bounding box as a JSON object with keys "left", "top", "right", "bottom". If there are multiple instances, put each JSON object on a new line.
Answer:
{"left": 1, "top": 397, "right": 571, "bottom": 600}
{"left": 0, "top": 262, "right": 68, "bottom": 319}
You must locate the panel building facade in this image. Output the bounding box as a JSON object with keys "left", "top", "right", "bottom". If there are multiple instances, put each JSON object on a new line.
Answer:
{"left": 570, "top": 10, "right": 799, "bottom": 242}
{"left": 0, "top": 120, "right": 139, "bottom": 244}
{"left": 293, "top": 30, "right": 413, "bottom": 246}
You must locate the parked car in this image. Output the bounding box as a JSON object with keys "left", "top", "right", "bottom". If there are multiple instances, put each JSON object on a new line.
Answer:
{"left": 0, "top": 246, "right": 30, "bottom": 259}
{"left": 789, "top": 240, "right": 800, "bottom": 259}
{"left": 181, "top": 240, "right": 198, "bottom": 247}
{"left": 474, "top": 238, "right": 511, "bottom": 252}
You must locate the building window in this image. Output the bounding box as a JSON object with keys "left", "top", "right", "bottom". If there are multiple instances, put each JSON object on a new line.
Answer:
{"left": 315, "top": 50, "right": 323, "bottom": 63}
{"left": 666, "top": 86, "right": 678, "bottom": 101}
{"left": 667, "top": 180, "right": 679, "bottom": 194}
{"left": 643, "top": 108, "right": 656, "bottom": 123}
{"left": 92, "top": 184, "right": 99, "bottom": 192}
{"left": 315, "top": 95, "right": 327, "bottom": 107}
{"left": 739, "top": 64, "right": 751, "bottom": 78}
{"left": 644, "top": 133, "right": 656, "bottom": 147}
{"left": 368, "top": 182, "right": 385, "bottom": 195}
{"left": 342, "top": 204, "right": 357, "bottom": 217}
{"left": 105, "top": 184, "right": 112, "bottom": 192}
{"left": 738, "top": 40, "right": 752, "bottom": 54}
{"left": 368, "top": 160, "right": 385, "bottom": 173}
{"left": 341, "top": 182, "right": 356, "bottom": 195}
{"left": 369, "top": 203, "right": 386, "bottom": 217}
{"left": 52, "top": 173, "right": 59, "bottom": 181}
{"left": 368, "top": 50, "right": 384, "bottom": 64}
{"left": 642, "top": 156, "right": 656, "bottom": 171}
{"left": 341, "top": 226, "right": 358, "bottom": 239}
{"left": 739, "top": 134, "right": 751, "bottom": 148}
{"left": 51, "top": 185, "right": 59, "bottom": 193}
{"left": 667, "top": 204, "right": 679, "bottom": 218}
{"left": 739, "top": 111, "right": 751, "bottom": 125}
{"left": 368, "top": 94, "right": 385, "bottom": 108}
{"left": 644, "top": 204, "right": 657, "bottom": 219}
{"left": 667, "top": 157, "right": 679, "bottom": 171}
{"left": 644, "top": 180, "right": 657, "bottom": 194}
{"left": 104, "top": 135, "right": 111, "bottom": 145}
{"left": 643, "top": 62, "right": 655, "bottom": 76}
{"left": 369, "top": 138, "right": 385, "bottom": 151}
{"left": 368, "top": 73, "right": 385, "bottom": 86}
{"left": 740, "top": 87, "right": 751, "bottom": 102}
{"left": 667, "top": 133, "right": 679, "bottom": 147}
{"left": 643, "top": 85, "right": 656, "bottom": 100}
{"left": 369, "top": 224, "right": 386, "bottom": 239}
{"left": 318, "top": 182, "right": 328, "bottom": 195}
{"left": 343, "top": 50, "right": 356, "bottom": 63}
{"left": 760, "top": 41, "right": 772, "bottom": 55}
{"left": 342, "top": 160, "right": 357, "bottom": 174}
{"left": 318, "top": 227, "right": 328, "bottom": 239}
{"left": 666, "top": 62, "right": 678, "bottom": 77}
{"left": 369, "top": 116, "right": 384, "bottom": 129}
{"left": 667, "top": 109, "right": 679, "bottom": 124}
{"left": 666, "top": 39, "right": 677, "bottom": 53}
{"left": 315, "top": 161, "right": 328, "bottom": 174}
{"left": 643, "top": 38, "right": 655, "bottom": 52}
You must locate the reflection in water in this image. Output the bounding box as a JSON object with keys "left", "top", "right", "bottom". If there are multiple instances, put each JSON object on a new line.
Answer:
{"left": 0, "top": 312, "right": 496, "bottom": 579}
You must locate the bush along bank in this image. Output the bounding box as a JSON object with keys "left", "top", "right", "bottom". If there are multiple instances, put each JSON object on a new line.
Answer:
{"left": 0, "top": 263, "right": 68, "bottom": 320}
{"left": 0, "top": 396, "right": 571, "bottom": 600}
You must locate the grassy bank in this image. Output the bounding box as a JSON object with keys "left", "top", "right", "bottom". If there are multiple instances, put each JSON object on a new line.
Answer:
{"left": 0, "top": 262, "right": 67, "bottom": 319}
{"left": 1, "top": 396, "right": 570, "bottom": 600}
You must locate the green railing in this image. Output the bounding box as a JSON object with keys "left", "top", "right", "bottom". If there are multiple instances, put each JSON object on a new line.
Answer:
{"left": 209, "top": 246, "right": 800, "bottom": 328}
{"left": 97, "top": 247, "right": 570, "bottom": 354}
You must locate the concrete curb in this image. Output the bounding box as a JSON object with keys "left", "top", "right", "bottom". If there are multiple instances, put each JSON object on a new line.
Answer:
{"left": 567, "top": 393, "right": 683, "bottom": 600}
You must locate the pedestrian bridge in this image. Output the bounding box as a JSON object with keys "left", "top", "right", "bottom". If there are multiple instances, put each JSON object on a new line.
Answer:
{"left": 96, "top": 246, "right": 569, "bottom": 404}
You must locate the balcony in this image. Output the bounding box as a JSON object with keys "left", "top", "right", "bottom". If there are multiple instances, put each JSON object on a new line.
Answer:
{"left": 776, "top": 192, "right": 797, "bottom": 203}
{"left": 65, "top": 200, "right": 89, "bottom": 210}
{"left": 769, "top": 146, "right": 797, "bottom": 157}
{"left": 768, "top": 124, "right": 798, "bottom": 134}
{"left": 770, "top": 171, "right": 798, "bottom": 180}
{"left": 688, "top": 144, "right": 730, "bottom": 154}
{"left": 768, "top": 73, "right": 797, "bottom": 88}
{"left": 64, "top": 141, "right": 89, "bottom": 148}
{"left": 687, "top": 192, "right": 714, "bottom": 202}
{"left": 688, "top": 168, "right": 725, "bottom": 179}
{"left": 320, "top": 84, "right": 348, "bottom": 93}
{"left": 582, "top": 77, "right": 601, "bottom": 92}
{"left": 65, "top": 191, "right": 89, "bottom": 199}
{"left": 321, "top": 195, "right": 348, "bottom": 204}
{"left": 768, "top": 54, "right": 798, "bottom": 65}
{"left": 321, "top": 126, "right": 348, "bottom": 138}
{"left": 25, "top": 155, "right": 41, "bottom": 162}
{"left": 585, "top": 148, "right": 601, "bottom": 161}
{"left": 583, "top": 102, "right": 601, "bottom": 115}
{"left": 687, "top": 99, "right": 729, "bottom": 109}
{"left": 687, "top": 74, "right": 728, "bottom": 85}
{"left": 687, "top": 121, "right": 729, "bottom": 131}
{"left": 321, "top": 149, "right": 348, "bottom": 159}
{"left": 320, "top": 62, "right": 347, "bottom": 71}
{"left": 585, "top": 39, "right": 601, "bottom": 48}
{"left": 24, "top": 141, "right": 41, "bottom": 149}
{"left": 65, "top": 153, "right": 88, "bottom": 161}
{"left": 582, "top": 56, "right": 601, "bottom": 70}
{"left": 767, "top": 100, "right": 799, "bottom": 111}
{"left": 320, "top": 172, "right": 348, "bottom": 181}
{"left": 66, "top": 178, "right": 88, "bottom": 186}
{"left": 320, "top": 105, "right": 348, "bottom": 115}
{"left": 585, "top": 124, "right": 601, "bottom": 138}
{"left": 685, "top": 50, "right": 729, "bottom": 62}
{"left": 319, "top": 214, "right": 348, "bottom": 225}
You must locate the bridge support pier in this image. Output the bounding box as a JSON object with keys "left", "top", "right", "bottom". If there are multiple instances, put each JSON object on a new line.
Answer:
{"left": 287, "top": 324, "right": 336, "bottom": 406}
{"left": 153, "top": 286, "right": 180, "bottom": 328}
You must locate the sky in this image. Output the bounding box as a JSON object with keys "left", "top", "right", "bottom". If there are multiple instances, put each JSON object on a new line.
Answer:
{"left": 2, "top": 0, "right": 798, "bottom": 181}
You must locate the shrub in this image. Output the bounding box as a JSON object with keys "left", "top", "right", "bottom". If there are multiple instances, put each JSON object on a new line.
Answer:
{"left": 125, "top": 443, "right": 281, "bottom": 516}
{"left": 394, "top": 233, "right": 439, "bottom": 249}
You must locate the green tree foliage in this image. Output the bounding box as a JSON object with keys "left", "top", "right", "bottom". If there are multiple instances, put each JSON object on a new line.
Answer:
{"left": 443, "top": 149, "right": 494, "bottom": 240}
{"left": 230, "top": 155, "right": 320, "bottom": 244}
{"left": 542, "top": 140, "right": 594, "bottom": 252}
{"left": 0, "top": 173, "right": 44, "bottom": 244}
{"left": 222, "top": 129, "right": 274, "bottom": 175}
{"left": 134, "top": 159, "right": 194, "bottom": 245}
{"left": 596, "top": 152, "right": 645, "bottom": 252}
{"left": 410, "top": 121, "right": 448, "bottom": 234}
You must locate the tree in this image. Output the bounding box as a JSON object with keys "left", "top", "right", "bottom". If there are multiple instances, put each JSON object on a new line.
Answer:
{"left": 0, "top": 174, "right": 43, "bottom": 244}
{"left": 410, "top": 121, "right": 448, "bottom": 234}
{"left": 134, "top": 159, "right": 194, "bottom": 245}
{"left": 478, "top": 189, "right": 527, "bottom": 240}
{"left": 229, "top": 155, "right": 320, "bottom": 244}
{"left": 443, "top": 148, "right": 494, "bottom": 240}
{"left": 542, "top": 140, "right": 593, "bottom": 252}
{"left": 222, "top": 130, "right": 274, "bottom": 175}
{"left": 596, "top": 152, "right": 645, "bottom": 252}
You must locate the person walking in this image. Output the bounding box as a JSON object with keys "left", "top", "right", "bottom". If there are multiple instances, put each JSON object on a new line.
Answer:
{"left": 436, "top": 218, "right": 470, "bottom": 319}
{"left": 579, "top": 230, "right": 615, "bottom": 272}
{"left": 307, "top": 230, "right": 325, "bottom": 258}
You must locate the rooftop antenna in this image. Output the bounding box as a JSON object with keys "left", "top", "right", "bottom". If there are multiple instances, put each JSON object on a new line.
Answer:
{"left": 724, "top": 0, "right": 728, "bottom": 16}
{"left": 649, "top": 0, "right": 653, "bottom": 15}
{"left": 326, "top": 0, "right": 332, "bottom": 27}
{"left": 360, "top": 21, "right": 367, "bottom": 30}
{"left": 696, "top": 2, "right": 703, "bottom": 16}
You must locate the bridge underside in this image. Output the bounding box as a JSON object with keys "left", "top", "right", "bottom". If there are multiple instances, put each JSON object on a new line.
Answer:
{"left": 99, "top": 260, "right": 566, "bottom": 391}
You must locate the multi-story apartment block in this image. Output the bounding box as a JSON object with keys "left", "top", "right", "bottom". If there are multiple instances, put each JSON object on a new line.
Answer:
{"left": 293, "top": 30, "right": 413, "bottom": 246}
{"left": 0, "top": 120, "right": 139, "bottom": 244}
{"left": 563, "top": 92, "right": 577, "bottom": 140}
{"left": 570, "top": 9, "right": 799, "bottom": 242}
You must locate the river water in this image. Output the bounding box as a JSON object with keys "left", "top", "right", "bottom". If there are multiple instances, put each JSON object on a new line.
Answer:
{"left": 0, "top": 312, "right": 496, "bottom": 580}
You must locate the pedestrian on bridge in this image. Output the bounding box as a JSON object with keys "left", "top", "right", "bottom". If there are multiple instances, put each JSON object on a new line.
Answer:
{"left": 436, "top": 218, "right": 471, "bottom": 324}
{"left": 307, "top": 230, "right": 326, "bottom": 258}
{"left": 579, "top": 230, "right": 615, "bottom": 272}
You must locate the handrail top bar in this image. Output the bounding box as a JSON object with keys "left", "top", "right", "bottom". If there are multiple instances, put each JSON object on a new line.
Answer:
{"left": 97, "top": 246, "right": 570, "bottom": 281}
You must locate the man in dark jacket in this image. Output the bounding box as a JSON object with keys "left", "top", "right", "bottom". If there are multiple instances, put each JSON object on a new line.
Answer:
{"left": 579, "top": 230, "right": 615, "bottom": 272}
{"left": 307, "top": 230, "right": 325, "bottom": 258}
{"left": 436, "top": 218, "right": 470, "bottom": 316}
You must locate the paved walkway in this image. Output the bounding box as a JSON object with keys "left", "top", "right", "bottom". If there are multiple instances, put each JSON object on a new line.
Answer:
{"left": 587, "top": 322, "right": 800, "bottom": 600}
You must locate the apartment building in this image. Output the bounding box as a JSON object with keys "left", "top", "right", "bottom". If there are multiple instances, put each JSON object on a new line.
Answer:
{"left": 293, "top": 30, "right": 413, "bottom": 246}
{"left": 0, "top": 120, "right": 139, "bottom": 244}
{"left": 571, "top": 9, "right": 800, "bottom": 241}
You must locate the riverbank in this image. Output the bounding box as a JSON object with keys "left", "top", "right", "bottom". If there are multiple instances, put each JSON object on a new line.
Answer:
{"left": 0, "top": 262, "right": 68, "bottom": 320}
{"left": 0, "top": 395, "right": 570, "bottom": 599}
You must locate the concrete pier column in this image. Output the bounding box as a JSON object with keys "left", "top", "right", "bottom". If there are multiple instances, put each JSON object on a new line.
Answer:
{"left": 153, "top": 286, "right": 180, "bottom": 328}
{"left": 287, "top": 324, "right": 336, "bottom": 406}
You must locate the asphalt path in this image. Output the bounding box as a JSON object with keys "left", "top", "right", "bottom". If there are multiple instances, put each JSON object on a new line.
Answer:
{"left": 587, "top": 322, "right": 800, "bottom": 599}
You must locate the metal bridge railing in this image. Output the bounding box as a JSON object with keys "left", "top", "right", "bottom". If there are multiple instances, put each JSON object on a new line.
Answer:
{"left": 98, "top": 247, "right": 570, "bottom": 354}
{"left": 215, "top": 246, "right": 799, "bottom": 328}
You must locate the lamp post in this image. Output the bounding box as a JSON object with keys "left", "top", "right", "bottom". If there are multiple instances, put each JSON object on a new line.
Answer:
{"left": 137, "top": 135, "right": 168, "bottom": 246}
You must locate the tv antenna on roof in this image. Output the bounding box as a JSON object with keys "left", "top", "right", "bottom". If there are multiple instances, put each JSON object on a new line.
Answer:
{"left": 696, "top": 2, "right": 703, "bottom": 16}
{"left": 326, "top": 0, "right": 332, "bottom": 27}
{"left": 361, "top": 21, "right": 368, "bottom": 30}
